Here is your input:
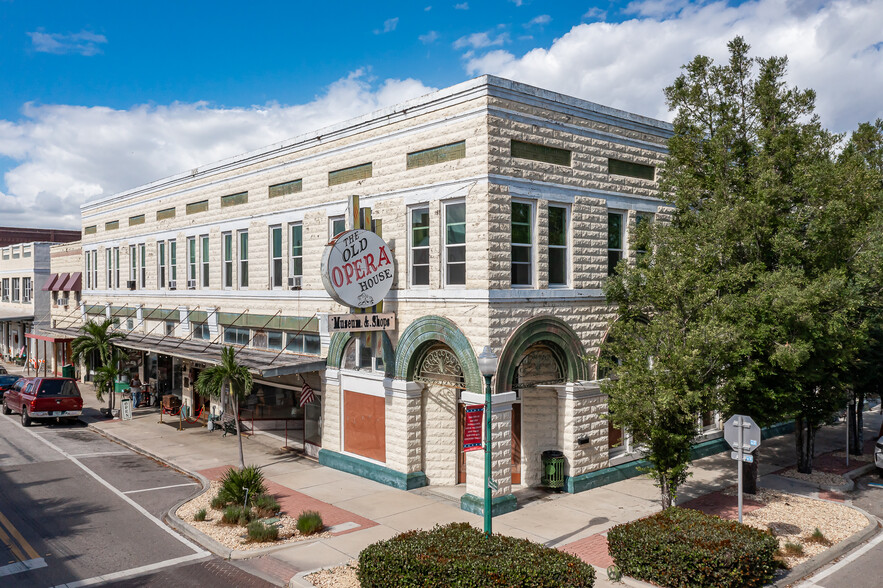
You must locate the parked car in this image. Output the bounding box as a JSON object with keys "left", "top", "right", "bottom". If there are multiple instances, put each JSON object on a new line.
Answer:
{"left": 0, "top": 365, "right": 7, "bottom": 374}
{"left": 876, "top": 436, "right": 883, "bottom": 473}
{"left": 2, "top": 377, "right": 83, "bottom": 426}
{"left": 0, "top": 374, "right": 22, "bottom": 400}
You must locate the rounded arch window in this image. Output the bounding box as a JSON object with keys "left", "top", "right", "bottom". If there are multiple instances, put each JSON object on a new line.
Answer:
{"left": 414, "top": 344, "right": 465, "bottom": 389}
{"left": 512, "top": 343, "right": 566, "bottom": 390}
{"left": 342, "top": 336, "right": 384, "bottom": 373}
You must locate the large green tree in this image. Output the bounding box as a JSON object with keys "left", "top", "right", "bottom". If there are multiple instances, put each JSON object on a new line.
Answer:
{"left": 196, "top": 346, "right": 253, "bottom": 470}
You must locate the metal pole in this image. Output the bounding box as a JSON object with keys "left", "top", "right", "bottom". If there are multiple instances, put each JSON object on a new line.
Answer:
{"left": 738, "top": 415, "right": 744, "bottom": 524}
{"left": 484, "top": 373, "right": 492, "bottom": 537}
{"left": 846, "top": 400, "right": 850, "bottom": 468}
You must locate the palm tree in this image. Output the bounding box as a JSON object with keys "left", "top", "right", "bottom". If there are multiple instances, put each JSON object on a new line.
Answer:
{"left": 196, "top": 346, "right": 253, "bottom": 470}
{"left": 93, "top": 349, "right": 127, "bottom": 413}
{"left": 72, "top": 320, "right": 126, "bottom": 413}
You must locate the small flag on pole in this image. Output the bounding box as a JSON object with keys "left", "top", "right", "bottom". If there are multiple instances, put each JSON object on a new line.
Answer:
{"left": 299, "top": 382, "right": 315, "bottom": 407}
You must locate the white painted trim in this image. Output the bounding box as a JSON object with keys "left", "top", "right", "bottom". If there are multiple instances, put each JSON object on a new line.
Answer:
{"left": 123, "top": 482, "right": 199, "bottom": 495}
{"left": 460, "top": 390, "right": 518, "bottom": 410}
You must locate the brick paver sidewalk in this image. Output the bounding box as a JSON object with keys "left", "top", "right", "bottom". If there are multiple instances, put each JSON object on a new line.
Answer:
{"left": 560, "top": 533, "right": 614, "bottom": 568}
{"left": 680, "top": 489, "right": 764, "bottom": 519}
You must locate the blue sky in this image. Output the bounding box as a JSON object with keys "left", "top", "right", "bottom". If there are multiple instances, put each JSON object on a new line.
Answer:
{"left": 1, "top": 0, "right": 882, "bottom": 229}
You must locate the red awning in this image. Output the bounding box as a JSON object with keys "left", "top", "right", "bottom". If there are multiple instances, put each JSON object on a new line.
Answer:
{"left": 42, "top": 273, "right": 60, "bottom": 291}
{"left": 60, "top": 272, "right": 82, "bottom": 291}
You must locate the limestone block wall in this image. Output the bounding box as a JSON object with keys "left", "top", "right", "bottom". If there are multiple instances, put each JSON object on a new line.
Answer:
{"left": 519, "top": 387, "right": 559, "bottom": 486}
{"left": 385, "top": 393, "right": 423, "bottom": 474}
{"left": 560, "top": 387, "right": 609, "bottom": 477}
{"left": 421, "top": 382, "right": 458, "bottom": 484}
{"left": 321, "top": 372, "right": 342, "bottom": 452}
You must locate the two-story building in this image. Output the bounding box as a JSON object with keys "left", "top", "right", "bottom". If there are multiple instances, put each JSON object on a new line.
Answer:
{"left": 0, "top": 242, "right": 52, "bottom": 364}
{"left": 47, "top": 76, "right": 723, "bottom": 516}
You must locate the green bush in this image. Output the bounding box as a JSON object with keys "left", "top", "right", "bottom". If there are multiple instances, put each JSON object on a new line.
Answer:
{"left": 296, "top": 510, "right": 324, "bottom": 535}
{"left": 252, "top": 494, "right": 281, "bottom": 518}
{"left": 221, "top": 505, "right": 253, "bottom": 526}
{"left": 247, "top": 521, "right": 280, "bottom": 542}
{"left": 210, "top": 496, "right": 226, "bottom": 510}
{"left": 216, "top": 465, "right": 267, "bottom": 506}
{"left": 607, "top": 507, "right": 779, "bottom": 588}
{"left": 358, "top": 522, "right": 595, "bottom": 588}
{"left": 194, "top": 508, "right": 207, "bottom": 522}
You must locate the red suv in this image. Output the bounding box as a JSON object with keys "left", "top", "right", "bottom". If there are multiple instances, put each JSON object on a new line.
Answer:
{"left": 3, "top": 377, "right": 84, "bottom": 426}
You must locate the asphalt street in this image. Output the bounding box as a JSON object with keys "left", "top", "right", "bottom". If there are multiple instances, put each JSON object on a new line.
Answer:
{"left": 0, "top": 413, "right": 273, "bottom": 587}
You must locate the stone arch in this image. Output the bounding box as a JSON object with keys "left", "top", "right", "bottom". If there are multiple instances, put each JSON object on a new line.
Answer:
{"left": 394, "top": 315, "right": 481, "bottom": 392}
{"left": 497, "top": 315, "right": 589, "bottom": 393}
{"left": 327, "top": 331, "right": 395, "bottom": 377}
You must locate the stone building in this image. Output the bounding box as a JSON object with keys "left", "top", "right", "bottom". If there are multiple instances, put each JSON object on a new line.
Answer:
{"left": 47, "top": 76, "right": 725, "bottom": 516}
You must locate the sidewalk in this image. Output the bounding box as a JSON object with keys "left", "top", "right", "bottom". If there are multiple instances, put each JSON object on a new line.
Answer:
{"left": 5, "top": 361, "right": 881, "bottom": 587}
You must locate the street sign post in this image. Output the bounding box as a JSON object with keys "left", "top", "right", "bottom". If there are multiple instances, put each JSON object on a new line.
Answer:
{"left": 724, "top": 415, "right": 762, "bottom": 523}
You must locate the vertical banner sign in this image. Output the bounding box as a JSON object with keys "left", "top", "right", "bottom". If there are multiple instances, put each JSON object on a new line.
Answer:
{"left": 463, "top": 405, "right": 484, "bottom": 452}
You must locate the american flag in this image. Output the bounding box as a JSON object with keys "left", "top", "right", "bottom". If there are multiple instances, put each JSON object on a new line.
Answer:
{"left": 299, "top": 382, "right": 315, "bottom": 407}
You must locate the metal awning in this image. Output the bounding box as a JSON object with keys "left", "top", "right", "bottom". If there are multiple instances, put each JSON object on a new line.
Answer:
{"left": 60, "top": 272, "right": 82, "bottom": 291}
{"left": 0, "top": 310, "right": 34, "bottom": 323}
{"left": 42, "top": 273, "right": 61, "bottom": 291}
{"left": 42, "top": 327, "right": 326, "bottom": 378}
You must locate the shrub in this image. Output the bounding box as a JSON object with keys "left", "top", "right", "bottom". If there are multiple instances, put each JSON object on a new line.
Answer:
{"left": 217, "top": 465, "right": 267, "bottom": 506}
{"left": 221, "top": 505, "right": 253, "bottom": 526}
{"left": 296, "top": 510, "right": 324, "bottom": 535}
{"left": 358, "top": 522, "right": 595, "bottom": 588}
{"left": 607, "top": 507, "right": 778, "bottom": 588}
{"left": 805, "top": 528, "right": 831, "bottom": 546}
{"left": 247, "top": 521, "right": 280, "bottom": 543}
{"left": 252, "top": 494, "right": 281, "bottom": 518}
{"left": 194, "top": 508, "right": 207, "bottom": 522}
{"left": 782, "top": 542, "right": 804, "bottom": 556}
{"left": 210, "top": 496, "right": 226, "bottom": 510}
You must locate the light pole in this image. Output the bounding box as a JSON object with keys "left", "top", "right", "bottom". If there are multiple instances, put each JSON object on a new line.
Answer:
{"left": 477, "top": 345, "right": 498, "bottom": 537}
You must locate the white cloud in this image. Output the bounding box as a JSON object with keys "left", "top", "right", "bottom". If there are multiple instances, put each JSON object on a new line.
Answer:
{"left": 455, "top": 2, "right": 469, "bottom": 9}
{"left": 0, "top": 73, "right": 435, "bottom": 229}
{"left": 526, "top": 15, "right": 551, "bottom": 27}
{"left": 583, "top": 7, "right": 607, "bottom": 20}
{"left": 453, "top": 31, "right": 510, "bottom": 50}
{"left": 465, "top": 0, "right": 883, "bottom": 133}
{"left": 27, "top": 30, "right": 107, "bottom": 56}
{"left": 375, "top": 17, "right": 399, "bottom": 34}
{"left": 420, "top": 30, "right": 440, "bottom": 44}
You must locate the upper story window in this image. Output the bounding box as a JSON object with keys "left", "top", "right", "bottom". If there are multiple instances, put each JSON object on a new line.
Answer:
{"left": 221, "top": 191, "right": 248, "bottom": 208}
{"left": 254, "top": 330, "right": 284, "bottom": 350}
{"left": 85, "top": 253, "right": 92, "bottom": 289}
{"left": 329, "top": 216, "right": 346, "bottom": 239}
{"left": 608, "top": 158, "right": 655, "bottom": 181}
{"left": 407, "top": 141, "right": 466, "bottom": 169}
{"left": 22, "top": 278, "right": 32, "bottom": 303}
{"left": 106, "top": 249, "right": 113, "bottom": 289}
{"left": 548, "top": 205, "right": 569, "bottom": 286}
{"left": 91, "top": 250, "right": 98, "bottom": 291}
{"left": 290, "top": 223, "right": 303, "bottom": 278}
{"left": 270, "top": 226, "right": 283, "bottom": 289}
{"left": 444, "top": 201, "right": 466, "bottom": 286}
{"left": 0, "top": 278, "right": 7, "bottom": 301}
{"left": 238, "top": 230, "right": 249, "bottom": 288}
{"left": 342, "top": 336, "right": 383, "bottom": 372}
{"left": 187, "top": 237, "right": 197, "bottom": 287}
{"left": 192, "top": 322, "right": 210, "bottom": 340}
{"left": 511, "top": 140, "right": 572, "bottom": 167}
{"left": 269, "top": 179, "right": 302, "bottom": 198}
{"left": 201, "top": 235, "right": 210, "bottom": 288}
{"left": 114, "top": 247, "right": 120, "bottom": 289}
{"left": 138, "top": 245, "right": 146, "bottom": 288}
{"left": 223, "top": 233, "right": 233, "bottom": 289}
{"left": 158, "top": 241, "right": 166, "bottom": 288}
{"left": 286, "top": 332, "right": 321, "bottom": 355}
{"left": 224, "top": 326, "right": 250, "bottom": 346}
{"left": 329, "top": 162, "right": 372, "bottom": 186}
{"left": 169, "top": 240, "right": 177, "bottom": 287}
{"left": 11, "top": 278, "right": 20, "bottom": 302}
{"left": 511, "top": 201, "right": 533, "bottom": 287}
{"left": 410, "top": 206, "right": 429, "bottom": 287}
{"left": 129, "top": 245, "right": 137, "bottom": 284}
{"left": 608, "top": 212, "right": 624, "bottom": 276}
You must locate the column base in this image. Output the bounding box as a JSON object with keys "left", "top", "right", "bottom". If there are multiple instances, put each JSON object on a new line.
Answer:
{"left": 460, "top": 492, "right": 518, "bottom": 517}
{"left": 318, "top": 449, "right": 428, "bottom": 490}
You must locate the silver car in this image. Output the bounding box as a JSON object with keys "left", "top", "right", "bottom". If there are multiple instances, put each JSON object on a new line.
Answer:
{"left": 876, "top": 437, "right": 883, "bottom": 472}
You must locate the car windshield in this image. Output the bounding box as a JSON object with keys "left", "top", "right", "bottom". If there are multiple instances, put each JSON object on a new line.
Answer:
{"left": 37, "top": 380, "right": 80, "bottom": 398}
{"left": 0, "top": 375, "right": 20, "bottom": 386}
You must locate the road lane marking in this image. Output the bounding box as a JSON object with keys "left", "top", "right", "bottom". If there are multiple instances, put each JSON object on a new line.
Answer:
{"left": 0, "top": 510, "right": 40, "bottom": 560}
{"left": 68, "top": 451, "right": 132, "bottom": 457}
{"left": 795, "top": 529, "right": 883, "bottom": 586}
{"left": 0, "top": 522, "right": 27, "bottom": 562}
{"left": 1, "top": 415, "right": 210, "bottom": 558}
{"left": 0, "top": 557, "right": 48, "bottom": 577}
{"left": 123, "top": 482, "right": 199, "bottom": 494}
{"left": 51, "top": 552, "right": 208, "bottom": 587}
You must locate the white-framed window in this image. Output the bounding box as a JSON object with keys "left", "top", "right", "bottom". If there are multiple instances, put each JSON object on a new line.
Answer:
{"left": 106, "top": 249, "right": 113, "bottom": 288}
{"left": 113, "top": 247, "right": 120, "bottom": 289}
{"left": 608, "top": 211, "right": 624, "bottom": 276}
{"left": 238, "top": 230, "right": 249, "bottom": 288}
{"left": 511, "top": 200, "right": 534, "bottom": 286}
{"left": 129, "top": 245, "right": 137, "bottom": 283}
{"left": 444, "top": 201, "right": 466, "bottom": 286}
{"left": 286, "top": 332, "right": 321, "bottom": 355}
{"left": 290, "top": 223, "right": 303, "bottom": 279}
{"left": 270, "top": 226, "right": 283, "bottom": 289}
{"left": 158, "top": 241, "right": 166, "bottom": 288}
{"left": 200, "top": 235, "right": 210, "bottom": 288}
{"left": 22, "top": 278, "right": 31, "bottom": 303}
{"left": 409, "top": 206, "right": 429, "bottom": 287}
{"left": 138, "top": 245, "right": 146, "bottom": 288}
{"left": 85, "top": 253, "right": 92, "bottom": 289}
{"left": 11, "top": 278, "right": 20, "bottom": 302}
{"left": 254, "top": 330, "right": 284, "bottom": 350}
{"left": 192, "top": 322, "right": 210, "bottom": 340}
{"left": 92, "top": 250, "right": 98, "bottom": 291}
{"left": 169, "top": 240, "right": 177, "bottom": 287}
{"left": 187, "top": 236, "right": 197, "bottom": 286}
{"left": 224, "top": 326, "right": 250, "bottom": 346}
{"left": 222, "top": 232, "right": 233, "bottom": 289}
{"left": 1, "top": 278, "right": 9, "bottom": 301}
{"left": 548, "top": 205, "right": 569, "bottom": 286}
{"left": 329, "top": 215, "right": 346, "bottom": 239}
{"left": 165, "top": 321, "right": 176, "bottom": 336}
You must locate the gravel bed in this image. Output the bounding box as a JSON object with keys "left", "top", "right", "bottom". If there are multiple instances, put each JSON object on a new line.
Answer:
{"left": 306, "top": 562, "right": 360, "bottom": 588}
{"left": 176, "top": 481, "right": 332, "bottom": 550}
{"left": 778, "top": 468, "right": 847, "bottom": 487}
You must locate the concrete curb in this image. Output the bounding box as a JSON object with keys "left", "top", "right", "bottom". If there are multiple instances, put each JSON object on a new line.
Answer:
{"left": 290, "top": 564, "right": 347, "bottom": 588}
{"left": 818, "top": 462, "right": 877, "bottom": 493}
{"left": 769, "top": 503, "right": 881, "bottom": 587}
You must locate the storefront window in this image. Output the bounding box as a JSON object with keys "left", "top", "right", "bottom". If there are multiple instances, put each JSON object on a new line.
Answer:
{"left": 285, "top": 332, "right": 320, "bottom": 355}
{"left": 224, "top": 327, "right": 250, "bottom": 346}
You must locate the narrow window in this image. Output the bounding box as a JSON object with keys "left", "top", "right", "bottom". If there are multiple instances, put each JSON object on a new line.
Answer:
{"left": 608, "top": 212, "right": 624, "bottom": 276}
{"left": 23, "top": 278, "right": 32, "bottom": 303}
{"left": 548, "top": 206, "right": 569, "bottom": 286}
{"left": 169, "top": 240, "right": 177, "bottom": 286}
{"left": 271, "top": 226, "right": 283, "bottom": 288}
{"left": 139, "top": 245, "right": 146, "bottom": 288}
{"left": 290, "top": 223, "right": 303, "bottom": 278}
{"left": 85, "top": 253, "right": 92, "bottom": 289}
{"left": 114, "top": 247, "right": 120, "bottom": 289}
{"left": 12, "top": 278, "right": 20, "bottom": 302}
{"left": 91, "top": 250, "right": 98, "bottom": 291}
{"left": 187, "top": 237, "right": 197, "bottom": 286}
{"left": 329, "top": 216, "right": 346, "bottom": 238}
{"left": 410, "top": 207, "right": 429, "bottom": 287}
{"left": 223, "top": 233, "right": 233, "bottom": 288}
{"left": 444, "top": 202, "right": 466, "bottom": 286}
{"left": 238, "top": 230, "right": 249, "bottom": 288}
{"left": 129, "top": 245, "right": 136, "bottom": 283}
{"left": 106, "top": 249, "right": 113, "bottom": 288}
{"left": 158, "top": 241, "right": 166, "bottom": 288}
{"left": 511, "top": 201, "right": 533, "bottom": 286}
{"left": 201, "top": 235, "right": 210, "bottom": 288}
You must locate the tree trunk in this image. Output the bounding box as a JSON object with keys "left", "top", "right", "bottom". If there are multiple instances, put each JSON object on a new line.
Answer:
{"left": 850, "top": 391, "right": 865, "bottom": 455}
{"left": 233, "top": 389, "right": 245, "bottom": 470}
{"left": 796, "top": 416, "right": 815, "bottom": 474}
{"left": 742, "top": 449, "right": 758, "bottom": 494}
{"left": 659, "top": 475, "right": 673, "bottom": 510}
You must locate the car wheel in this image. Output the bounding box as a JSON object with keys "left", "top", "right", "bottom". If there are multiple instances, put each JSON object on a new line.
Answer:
{"left": 2, "top": 400, "right": 10, "bottom": 415}
{"left": 21, "top": 407, "right": 31, "bottom": 427}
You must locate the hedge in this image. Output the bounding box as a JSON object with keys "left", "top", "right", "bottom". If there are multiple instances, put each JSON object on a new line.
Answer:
{"left": 358, "top": 522, "right": 595, "bottom": 587}
{"left": 607, "top": 507, "right": 779, "bottom": 588}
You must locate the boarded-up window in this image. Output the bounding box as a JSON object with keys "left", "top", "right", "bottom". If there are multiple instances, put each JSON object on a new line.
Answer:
{"left": 84, "top": 225, "right": 97, "bottom": 235}
{"left": 105, "top": 220, "right": 119, "bottom": 231}
{"left": 221, "top": 192, "right": 248, "bottom": 207}
{"left": 186, "top": 200, "right": 209, "bottom": 215}
{"left": 511, "top": 140, "right": 571, "bottom": 166}
{"left": 608, "top": 158, "right": 655, "bottom": 181}
{"left": 343, "top": 390, "right": 385, "bottom": 462}
{"left": 156, "top": 207, "right": 176, "bottom": 221}
{"left": 269, "top": 179, "right": 302, "bottom": 198}
{"left": 129, "top": 214, "right": 145, "bottom": 226}
{"left": 329, "top": 163, "right": 372, "bottom": 186}
{"left": 407, "top": 141, "right": 466, "bottom": 169}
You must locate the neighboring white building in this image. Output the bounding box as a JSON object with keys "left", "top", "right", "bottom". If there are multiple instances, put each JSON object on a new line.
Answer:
{"left": 0, "top": 242, "right": 53, "bottom": 365}
{"left": 48, "top": 75, "right": 725, "bottom": 517}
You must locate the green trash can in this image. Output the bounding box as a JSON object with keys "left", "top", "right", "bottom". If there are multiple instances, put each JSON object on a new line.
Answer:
{"left": 541, "top": 450, "right": 566, "bottom": 489}
{"left": 62, "top": 364, "right": 75, "bottom": 379}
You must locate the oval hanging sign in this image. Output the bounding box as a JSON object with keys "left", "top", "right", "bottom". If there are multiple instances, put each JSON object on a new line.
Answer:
{"left": 321, "top": 229, "right": 394, "bottom": 308}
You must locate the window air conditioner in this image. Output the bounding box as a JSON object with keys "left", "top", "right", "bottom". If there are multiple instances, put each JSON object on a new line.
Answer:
{"left": 169, "top": 280, "right": 177, "bottom": 290}
{"left": 288, "top": 276, "right": 302, "bottom": 290}
{"left": 56, "top": 297, "right": 69, "bottom": 307}
{"left": 187, "top": 279, "right": 197, "bottom": 289}
{"left": 127, "top": 280, "right": 137, "bottom": 290}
